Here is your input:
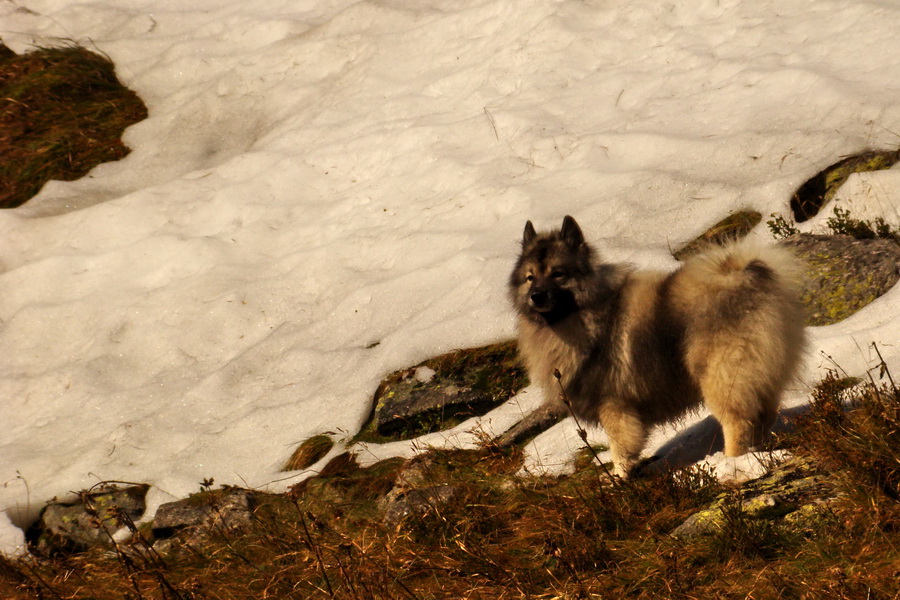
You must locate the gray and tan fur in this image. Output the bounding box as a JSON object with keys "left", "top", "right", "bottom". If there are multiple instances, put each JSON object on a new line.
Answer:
{"left": 509, "top": 216, "right": 806, "bottom": 477}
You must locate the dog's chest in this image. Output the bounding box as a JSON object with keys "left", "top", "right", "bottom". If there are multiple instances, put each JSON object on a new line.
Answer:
{"left": 518, "top": 317, "right": 588, "bottom": 395}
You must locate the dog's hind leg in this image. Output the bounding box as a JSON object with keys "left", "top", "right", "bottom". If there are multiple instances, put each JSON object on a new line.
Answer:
{"left": 705, "top": 378, "right": 779, "bottom": 457}
{"left": 750, "top": 396, "right": 779, "bottom": 448}
{"left": 599, "top": 402, "right": 647, "bottom": 478}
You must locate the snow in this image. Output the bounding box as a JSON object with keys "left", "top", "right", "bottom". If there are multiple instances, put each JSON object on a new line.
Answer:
{"left": 2, "top": 0, "right": 900, "bottom": 556}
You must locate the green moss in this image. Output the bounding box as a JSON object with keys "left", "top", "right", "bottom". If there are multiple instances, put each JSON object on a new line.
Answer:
{"left": 672, "top": 210, "right": 762, "bottom": 260}
{"left": 799, "top": 250, "right": 883, "bottom": 326}
{"left": 355, "top": 341, "right": 528, "bottom": 443}
{"left": 791, "top": 149, "right": 900, "bottom": 222}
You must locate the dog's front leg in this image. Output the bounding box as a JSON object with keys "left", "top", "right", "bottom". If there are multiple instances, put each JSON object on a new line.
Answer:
{"left": 598, "top": 401, "right": 647, "bottom": 478}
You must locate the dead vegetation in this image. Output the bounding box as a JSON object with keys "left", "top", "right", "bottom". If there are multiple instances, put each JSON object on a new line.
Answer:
{"left": 0, "top": 42, "right": 147, "bottom": 209}
{"left": 3, "top": 357, "right": 899, "bottom": 599}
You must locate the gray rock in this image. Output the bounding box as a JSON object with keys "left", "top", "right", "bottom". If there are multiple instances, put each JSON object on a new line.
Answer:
{"left": 358, "top": 341, "right": 527, "bottom": 442}
{"left": 377, "top": 381, "right": 491, "bottom": 434}
{"left": 672, "top": 456, "right": 839, "bottom": 539}
{"left": 152, "top": 488, "right": 254, "bottom": 550}
{"left": 31, "top": 484, "right": 149, "bottom": 555}
{"left": 380, "top": 484, "right": 462, "bottom": 528}
{"left": 492, "top": 403, "right": 565, "bottom": 448}
{"left": 780, "top": 233, "right": 900, "bottom": 325}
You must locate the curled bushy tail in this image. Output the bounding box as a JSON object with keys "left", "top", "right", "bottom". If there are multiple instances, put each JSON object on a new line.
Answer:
{"left": 679, "top": 239, "right": 807, "bottom": 457}
{"left": 681, "top": 238, "right": 804, "bottom": 294}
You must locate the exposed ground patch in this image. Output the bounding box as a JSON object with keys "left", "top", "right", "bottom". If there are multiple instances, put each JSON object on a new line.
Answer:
{"left": 0, "top": 42, "right": 147, "bottom": 208}
{"left": 789, "top": 149, "right": 900, "bottom": 222}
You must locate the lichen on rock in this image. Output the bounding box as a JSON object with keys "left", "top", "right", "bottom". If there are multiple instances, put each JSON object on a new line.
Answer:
{"left": 780, "top": 233, "right": 900, "bottom": 325}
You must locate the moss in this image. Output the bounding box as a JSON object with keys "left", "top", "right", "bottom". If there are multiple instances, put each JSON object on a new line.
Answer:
{"left": 672, "top": 210, "right": 762, "bottom": 260}
{"left": 790, "top": 149, "right": 900, "bottom": 222}
{"left": 355, "top": 341, "right": 528, "bottom": 443}
{"left": 798, "top": 250, "right": 883, "bottom": 326}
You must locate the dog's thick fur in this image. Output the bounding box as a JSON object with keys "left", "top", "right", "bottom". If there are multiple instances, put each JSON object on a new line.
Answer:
{"left": 509, "top": 216, "right": 806, "bottom": 477}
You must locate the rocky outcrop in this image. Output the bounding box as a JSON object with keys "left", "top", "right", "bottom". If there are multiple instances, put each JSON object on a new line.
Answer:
{"left": 781, "top": 233, "right": 900, "bottom": 326}
{"left": 357, "top": 341, "right": 527, "bottom": 443}
{"left": 672, "top": 456, "right": 839, "bottom": 539}
{"left": 28, "top": 484, "right": 149, "bottom": 555}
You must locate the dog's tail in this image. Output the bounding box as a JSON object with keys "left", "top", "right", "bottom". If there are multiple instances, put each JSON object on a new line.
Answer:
{"left": 681, "top": 238, "right": 804, "bottom": 293}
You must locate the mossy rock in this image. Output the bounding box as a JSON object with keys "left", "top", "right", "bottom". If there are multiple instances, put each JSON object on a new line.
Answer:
{"left": 672, "top": 210, "right": 762, "bottom": 261}
{"left": 356, "top": 341, "right": 528, "bottom": 443}
{"left": 28, "top": 484, "right": 149, "bottom": 555}
{"left": 289, "top": 454, "right": 407, "bottom": 508}
{"left": 780, "top": 233, "right": 900, "bottom": 326}
{"left": 672, "top": 456, "right": 838, "bottom": 538}
{"left": 790, "top": 149, "right": 900, "bottom": 222}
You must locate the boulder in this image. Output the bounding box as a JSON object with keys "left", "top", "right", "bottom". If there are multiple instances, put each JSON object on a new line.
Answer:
{"left": 672, "top": 456, "right": 839, "bottom": 539}
{"left": 29, "top": 484, "right": 149, "bottom": 555}
{"left": 152, "top": 488, "right": 254, "bottom": 551}
{"left": 780, "top": 233, "right": 900, "bottom": 325}
{"left": 358, "top": 341, "right": 527, "bottom": 442}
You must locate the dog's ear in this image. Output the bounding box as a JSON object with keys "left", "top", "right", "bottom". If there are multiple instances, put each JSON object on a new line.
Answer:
{"left": 523, "top": 220, "right": 537, "bottom": 245}
{"left": 560, "top": 215, "right": 584, "bottom": 248}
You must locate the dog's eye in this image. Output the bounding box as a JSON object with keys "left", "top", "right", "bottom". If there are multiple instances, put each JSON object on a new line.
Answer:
{"left": 525, "top": 274, "right": 535, "bottom": 282}
{"left": 550, "top": 270, "right": 567, "bottom": 279}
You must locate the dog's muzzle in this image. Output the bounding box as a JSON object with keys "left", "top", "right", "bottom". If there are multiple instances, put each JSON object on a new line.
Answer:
{"left": 529, "top": 289, "right": 554, "bottom": 312}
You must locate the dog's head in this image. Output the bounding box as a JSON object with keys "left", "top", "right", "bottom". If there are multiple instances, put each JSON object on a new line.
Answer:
{"left": 509, "top": 215, "right": 593, "bottom": 323}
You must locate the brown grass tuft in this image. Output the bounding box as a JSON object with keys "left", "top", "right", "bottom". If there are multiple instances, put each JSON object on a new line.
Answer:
{"left": 283, "top": 434, "right": 335, "bottom": 472}
{"left": 0, "top": 42, "right": 147, "bottom": 208}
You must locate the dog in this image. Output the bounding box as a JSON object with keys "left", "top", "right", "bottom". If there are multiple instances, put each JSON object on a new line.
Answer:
{"left": 509, "top": 216, "right": 806, "bottom": 477}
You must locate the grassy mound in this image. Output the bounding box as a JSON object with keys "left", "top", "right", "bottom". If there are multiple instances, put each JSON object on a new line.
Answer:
{"left": 0, "top": 42, "right": 147, "bottom": 208}
{"left": 671, "top": 210, "right": 762, "bottom": 260}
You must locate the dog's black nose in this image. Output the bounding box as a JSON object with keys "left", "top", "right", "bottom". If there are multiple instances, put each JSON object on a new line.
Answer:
{"left": 530, "top": 291, "right": 551, "bottom": 310}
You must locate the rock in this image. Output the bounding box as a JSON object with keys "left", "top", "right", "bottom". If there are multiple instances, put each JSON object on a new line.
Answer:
{"left": 780, "top": 233, "right": 900, "bottom": 325}
{"left": 152, "top": 488, "right": 254, "bottom": 551}
{"left": 29, "top": 484, "right": 149, "bottom": 555}
{"left": 790, "top": 149, "right": 900, "bottom": 222}
{"left": 357, "top": 341, "right": 527, "bottom": 442}
{"left": 377, "top": 453, "right": 468, "bottom": 527}
{"left": 672, "top": 456, "right": 839, "bottom": 539}
{"left": 380, "top": 484, "right": 463, "bottom": 528}
{"left": 492, "top": 403, "right": 565, "bottom": 448}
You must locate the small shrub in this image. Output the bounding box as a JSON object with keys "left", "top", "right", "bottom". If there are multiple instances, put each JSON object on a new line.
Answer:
{"left": 825, "top": 206, "right": 900, "bottom": 244}
{"left": 767, "top": 212, "right": 799, "bottom": 239}
{"left": 795, "top": 360, "right": 900, "bottom": 513}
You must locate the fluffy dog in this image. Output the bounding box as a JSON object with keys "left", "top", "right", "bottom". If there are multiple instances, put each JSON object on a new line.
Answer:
{"left": 509, "top": 216, "right": 805, "bottom": 477}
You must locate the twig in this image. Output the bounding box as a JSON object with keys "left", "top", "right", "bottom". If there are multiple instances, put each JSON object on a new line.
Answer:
{"left": 483, "top": 107, "right": 499, "bottom": 141}
{"left": 869, "top": 342, "right": 896, "bottom": 390}
{"left": 553, "top": 369, "right": 618, "bottom": 483}
{"left": 295, "top": 502, "right": 335, "bottom": 598}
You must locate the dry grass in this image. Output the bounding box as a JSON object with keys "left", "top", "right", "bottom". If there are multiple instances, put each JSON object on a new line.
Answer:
{"left": 0, "top": 42, "right": 147, "bottom": 208}
{"left": 283, "top": 435, "right": 335, "bottom": 472}
{"left": 5, "top": 364, "right": 900, "bottom": 599}
{"left": 672, "top": 210, "right": 762, "bottom": 261}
